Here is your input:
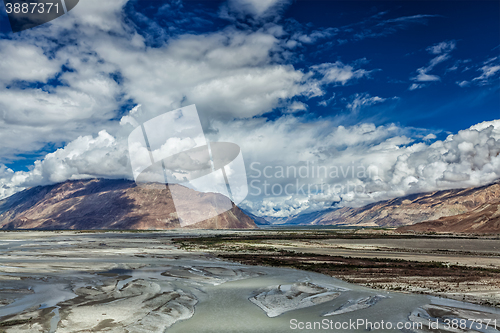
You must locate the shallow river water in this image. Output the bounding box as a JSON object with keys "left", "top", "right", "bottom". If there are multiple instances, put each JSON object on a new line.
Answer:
{"left": 0, "top": 232, "right": 499, "bottom": 332}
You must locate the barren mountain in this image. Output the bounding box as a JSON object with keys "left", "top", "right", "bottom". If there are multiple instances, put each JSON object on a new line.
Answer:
{"left": 397, "top": 199, "right": 500, "bottom": 234}
{"left": 290, "top": 182, "right": 500, "bottom": 228}
{"left": 0, "top": 179, "right": 257, "bottom": 230}
{"left": 241, "top": 208, "right": 270, "bottom": 225}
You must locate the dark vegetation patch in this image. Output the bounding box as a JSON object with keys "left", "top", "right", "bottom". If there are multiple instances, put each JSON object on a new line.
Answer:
{"left": 0, "top": 318, "right": 32, "bottom": 327}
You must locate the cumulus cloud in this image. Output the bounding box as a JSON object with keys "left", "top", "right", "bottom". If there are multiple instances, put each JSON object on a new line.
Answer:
{"left": 0, "top": 40, "right": 62, "bottom": 86}
{"left": 238, "top": 119, "right": 500, "bottom": 216}
{"left": 0, "top": 130, "right": 130, "bottom": 199}
{"left": 423, "top": 133, "right": 437, "bottom": 141}
{"left": 0, "top": 0, "right": 331, "bottom": 201}
{"left": 1, "top": 108, "right": 499, "bottom": 218}
{"left": 0, "top": 0, "right": 332, "bottom": 163}
{"left": 0, "top": 0, "right": 129, "bottom": 161}
{"left": 0, "top": 1, "right": 498, "bottom": 220}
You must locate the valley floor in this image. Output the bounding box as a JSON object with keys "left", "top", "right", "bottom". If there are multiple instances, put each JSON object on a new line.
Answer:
{"left": 1, "top": 230, "right": 500, "bottom": 332}
{"left": 176, "top": 229, "right": 500, "bottom": 307}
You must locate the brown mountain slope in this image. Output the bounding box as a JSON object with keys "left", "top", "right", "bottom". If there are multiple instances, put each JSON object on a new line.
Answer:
{"left": 0, "top": 179, "right": 257, "bottom": 230}
{"left": 303, "top": 182, "right": 500, "bottom": 228}
{"left": 397, "top": 200, "right": 500, "bottom": 234}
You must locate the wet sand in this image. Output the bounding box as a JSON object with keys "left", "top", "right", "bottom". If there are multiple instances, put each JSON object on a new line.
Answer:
{"left": 0, "top": 230, "right": 499, "bottom": 332}
{"left": 176, "top": 231, "right": 500, "bottom": 307}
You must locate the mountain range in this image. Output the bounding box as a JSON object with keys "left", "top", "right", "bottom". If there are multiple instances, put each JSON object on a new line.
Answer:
{"left": 396, "top": 196, "right": 500, "bottom": 234}
{"left": 0, "top": 179, "right": 256, "bottom": 230}
{"left": 257, "top": 182, "right": 500, "bottom": 233}
{"left": 1, "top": 178, "right": 499, "bottom": 233}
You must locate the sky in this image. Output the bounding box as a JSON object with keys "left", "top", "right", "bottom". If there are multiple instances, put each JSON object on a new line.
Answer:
{"left": 0, "top": 0, "right": 499, "bottom": 217}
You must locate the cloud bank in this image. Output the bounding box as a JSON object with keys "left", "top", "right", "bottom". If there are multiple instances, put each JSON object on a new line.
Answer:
{"left": 1, "top": 113, "right": 498, "bottom": 218}
{"left": 0, "top": 0, "right": 498, "bottom": 218}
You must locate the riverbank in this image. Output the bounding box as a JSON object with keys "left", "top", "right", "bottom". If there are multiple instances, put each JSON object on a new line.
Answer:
{"left": 174, "top": 231, "right": 500, "bottom": 307}
{"left": 1, "top": 230, "right": 499, "bottom": 332}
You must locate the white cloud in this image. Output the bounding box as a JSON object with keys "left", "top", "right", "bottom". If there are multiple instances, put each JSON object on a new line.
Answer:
{"left": 413, "top": 68, "right": 441, "bottom": 82}
{"left": 410, "top": 40, "right": 456, "bottom": 86}
{"left": 428, "top": 54, "right": 450, "bottom": 67}
{"left": 290, "top": 28, "right": 337, "bottom": 45}
{"left": 423, "top": 133, "right": 437, "bottom": 141}
{"left": 221, "top": 0, "right": 291, "bottom": 21}
{"left": 215, "top": 118, "right": 500, "bottom": 217}
{"left": 346, "top": 93, "right": 389, "bottom": 113}
{"left": 0, "top": 0, "right": 130, "bottom": 161}
{"left": 453, "top": 57, "right": 500, "bottom": 87}
{"left": 87, "top": 26, "right": 330, "bottom": 123}
{"left": 473, "top": 64, "right": 500, "bottom": 85}
{"left": 0, "top": 1, "right": 498, "bottom": 220}
{"left": 0, "top": 1, "right": 329, "bottom": 163}
{"left": 1, "top": 110, "right": 499, "bottom": 219}
{"left": 0, "top": 130, "right": 130, "bottom": 198}
{"left": 382, "top": 14, "right": 438, "bottom": 24}
{"left": 0, "top": 40, "right": 62, "bottom": 86}
{"left": 427, "top": 40, "right": 456, "bottom": 54}
{"left": 318, "top": 93, "right": 335, "bottom": 107}
{"left": 312, "top": 61, "right": 371, "bottom": 85}
{"left": 409, "top": 83, "right": 425, "bottom": 90}
{"left": 446, "top": 59, "right": 471, "bottom": 73}
{"left": 287, "top": 101, "right": 308, "bottom": 113}
{"left": 0, "top": 0, "right": 374, "bottom": 167}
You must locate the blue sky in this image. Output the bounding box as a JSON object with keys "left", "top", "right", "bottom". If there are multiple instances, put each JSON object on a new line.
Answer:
{"left": 119, "top": 0, "right": 500, "bottom": 132}
{"left": 0, "top": 0, "right": 499, "bottom": 216}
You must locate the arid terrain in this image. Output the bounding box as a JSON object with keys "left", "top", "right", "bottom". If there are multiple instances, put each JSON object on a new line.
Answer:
{"left": 397, "top": 199, "right": 500, "bottom": 234}
{"left": 1, "top": 230, "right": 500, "bottom": 332}
{"left": 0, "top": 179, "right": 256, "bottom": 230}
{"left": 273, "top": 182, "right": 500, "bottom": 231}
{"left": 176, "top": 230, "right": 500, "bottom": 307}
